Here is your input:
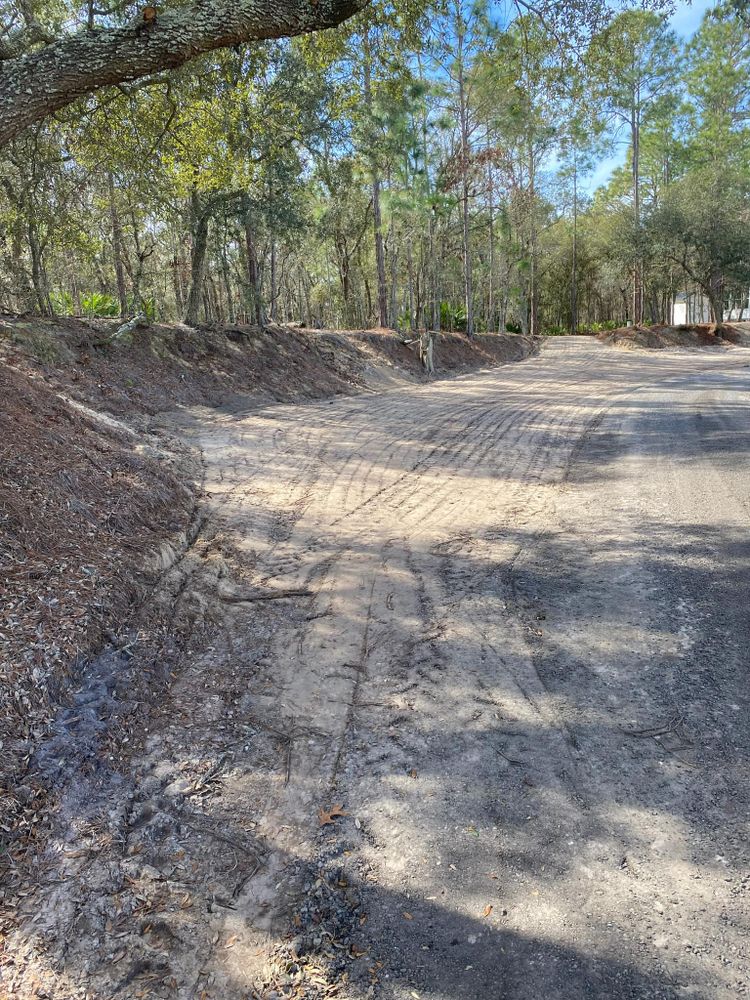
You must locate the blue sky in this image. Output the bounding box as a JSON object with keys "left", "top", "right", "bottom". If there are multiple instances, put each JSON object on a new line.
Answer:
{"left": 582, "top": 0, "right": 715, "bottom": 192}
{"left": 668, "top": 0, "right": 716, "bottom": 38}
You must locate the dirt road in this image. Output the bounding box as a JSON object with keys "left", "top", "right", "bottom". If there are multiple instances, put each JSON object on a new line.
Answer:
{"left": 10, "top": 336, "right": 750, "bottom": 999}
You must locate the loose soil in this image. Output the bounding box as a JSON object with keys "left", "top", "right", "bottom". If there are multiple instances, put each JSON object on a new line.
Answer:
{"left": 597, "top": 322, "right": 747, "bottom": 350}
{"left": 1, "top": 316, "right": 535, "bottom": 420}
{"left": 2, "top": 329, "right": 749, "bottom": 999}
{"left": 0, "top": 317, "right": 535, "bottom": 996}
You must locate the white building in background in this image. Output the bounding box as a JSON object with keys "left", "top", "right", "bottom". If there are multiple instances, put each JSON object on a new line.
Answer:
{"left": 671, "top": 289, "right": 750, "bottom": 324}
{"left": 727, "top": 291, "right": 750, "bottom": 321}
{"left": 671, "top": 291, "right": 711, "bottom": 324}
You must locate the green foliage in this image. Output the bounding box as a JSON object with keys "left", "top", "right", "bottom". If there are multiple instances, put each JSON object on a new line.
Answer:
{"left": 81, "top": 292, "right": 119, "bottom": 318}
{"left": 440, "top": 302, "right": 466, "bottom": 332}
{"left": 647, "top": 166, "right": 750, "bottom": 317}
{"left": 131, "top": 297, "right": 158, "bottom": 322}
{"left": 50, "top": 290, "right": 74, "bottom": 315}
{"left": 0, "top": 1, "right": 747, "bottom": 337}
{"left": 544, "top": 319, "right": 619, "bottom": 335}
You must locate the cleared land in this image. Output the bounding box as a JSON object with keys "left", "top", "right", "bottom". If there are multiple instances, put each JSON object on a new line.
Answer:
{"left": 2, "top": 332, "right": 749, "bottom": 999}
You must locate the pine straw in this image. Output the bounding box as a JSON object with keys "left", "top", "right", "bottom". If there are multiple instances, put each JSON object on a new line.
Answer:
{"left": 0, "top": 355, "right": 193, "bottom": 838}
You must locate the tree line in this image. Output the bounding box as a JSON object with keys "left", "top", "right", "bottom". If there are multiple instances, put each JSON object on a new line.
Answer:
{"left": 0, "top": 0, "right": 748, "bottom": 333}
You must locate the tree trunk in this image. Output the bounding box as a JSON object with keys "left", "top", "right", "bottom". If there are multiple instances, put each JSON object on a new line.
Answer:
{"left": 269, "top": 239, "right": 277, "bottom": 321}
{"left": 244, "top": 218, "right": 264, "bottom": 326}
{"left": 184, "top": 194, "right": 210, "bottom": 326}
{"left": 706, "top": 274, "right": 724, "bottom": 325}
{"left": 528, "top": 147, "right": 538, "bottom": 338}
{"left": 456, "top": 16, "right": 474, "bottom": 339}
{"left": 129, "top": 211, "right": 150, "bottom": 315}
{"left": 220, "top": 244, "right": 236, "bottom": 324}
{"left": 406, "top": 240, "right": 415, "bottom": 331}
{"left": 418, "top": 54, "right": 439, "bottom": 333}
{"left": 620, "top": 285, "right": 630, "bottom": 324}
{"left": 107, "top": 173, "right": 128, "bottom": 317}
{"left": 363, "top": 35, "right": 388, "bottom": 329}
{"left": 571, "top": 156, "right": 578, "bottom": 334}
{"left": 172, "top": 248, "right": 185, "bottom": 317}
{"left": 519, "top": 285, "right": 529, "bottom": 338}
{"left": 301, "top": 268, "right": 313, "bottom": 326}
{"left": 631, "top": 102, "right": 643, "bottom": 326}
{"left": 388, "top": 216, "right": 398, "bottom": 328}
{"left": 335, "top": 235, "right": 355, "bottom": 326}
{"left": 486, "top": 134, "right": 495, "bottom": 332}
{"left": 28, "top": 219, "right": 51, "bottom": 315}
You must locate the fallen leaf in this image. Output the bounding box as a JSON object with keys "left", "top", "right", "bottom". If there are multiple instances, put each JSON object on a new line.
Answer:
{"left": 318, "top": 803, "right": 347, "bottom": 826}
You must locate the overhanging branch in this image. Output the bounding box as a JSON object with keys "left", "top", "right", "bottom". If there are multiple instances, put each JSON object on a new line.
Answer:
{"left": 0, "top": 0, "right": 369, "bottom": 147}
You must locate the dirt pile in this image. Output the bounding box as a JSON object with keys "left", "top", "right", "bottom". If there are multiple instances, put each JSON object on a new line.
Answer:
{"left": 597, "top": 323, "right": 746, "bottom": 350}
{"left": 1, "top": 316, "right": 537, "bottom": 421}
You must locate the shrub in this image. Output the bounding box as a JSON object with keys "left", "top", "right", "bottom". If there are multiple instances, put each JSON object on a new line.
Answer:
{"left": 440, "top": 301, "right": 467, "bottom": 331}
{"left": 49, "top": 290, "right": 74, "bottom": 315}
{"left": 81, "top": 292, "right": 119, "bottom": 318}
{"left": 128, "top": 297, "right": 157, "bottom": 322}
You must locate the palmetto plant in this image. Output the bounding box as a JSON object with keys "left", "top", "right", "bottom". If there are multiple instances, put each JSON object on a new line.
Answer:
{"left": 80, "top": 292, "right": 119, "bottom": 318}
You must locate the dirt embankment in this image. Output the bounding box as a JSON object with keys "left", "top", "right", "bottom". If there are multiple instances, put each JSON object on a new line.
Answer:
{"left": 597, "top": 323, "right": 748, "bottom": 350}
{"left": 2, "top": 316, "right": 536, "bottom": 420}
{"left": 0, "top": 356, "right": 198, "bottom": 846}
{"left": 0, "top": 317, "right": 535, "bottom": 848}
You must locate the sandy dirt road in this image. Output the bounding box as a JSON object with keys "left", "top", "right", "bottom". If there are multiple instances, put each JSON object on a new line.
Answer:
{"left": 170, "top": 335, "right": 749, "bottom": 999}
{"left": 9, "top": 337, "right": 750, "bottom": 999}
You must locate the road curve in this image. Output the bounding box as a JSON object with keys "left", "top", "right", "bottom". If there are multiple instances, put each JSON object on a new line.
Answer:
{"left": 16, "top": 336, "right": 748, "bottom": 1000}
{"left": 184, "top": 336, "right": 750, "bottom": 999}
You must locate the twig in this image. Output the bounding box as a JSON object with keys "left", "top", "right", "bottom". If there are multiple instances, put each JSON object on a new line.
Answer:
{"left": 183, "top": 819, "right": 260, "bottom": 858}
{"left": 251, "top": 716, "right": 326, "bottom": 784}
{"left": 619, "top": 714, "right": 682, "bottom": 739}
{"left": 495, "top": 747, "right": 527, "bottom": 767}
{"left": 219, "top": 588, "right": 312, "bottom": 603}
{"left": 232, "top": 861, "right": 263, "bottom": 898}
